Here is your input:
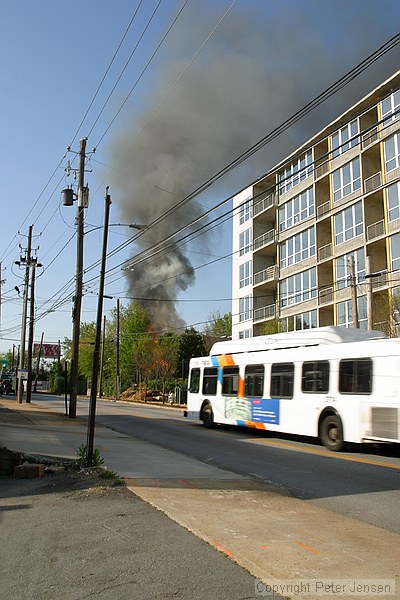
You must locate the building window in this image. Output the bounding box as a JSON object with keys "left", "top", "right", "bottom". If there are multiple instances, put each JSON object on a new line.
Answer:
{"left": 239, "top": 295, "right": 252, "bottom": 322}
{"left": 278, "top": 150, "right": 313, "bottom": 195}
{"left": 283, "top": 310, "right": 318, "bottom": 331}
{"left": 336, "top": 296, "right": 367, "bottom": 330}
{"left": 332, "top": 157, "right": 361, "bottom": 201}
{"left": 390, "top": 233, "right": 400, "bottom": 272}
{"left": 336, "top": 249, "right": 365, "bottom": 290}
{"left": 334, "top": 201, "right": 363, "bottom": 245}
{"left": 239, "top": 329, "right": 252, "bottom": 339}
{"left": 239, "top": 196, "right": 252, "bottom": 225}
{"left": 280, "top": 226, "right": 315, "bottom": 269}
{"left": 384, "top": 132, "right": 400, "bottom": 173}
{"left": 381, "top": 90, "right": 400, "bottom": 126}
{"left": 239, "top": 260, "right": 252, "bottom": 288}
{"left": 387, "top": 181, "right": 400, "bottom": 222}
{"left": 280, "top": 268, "right": 317, "bottom": 308}
{"left": 278, "top": 187, "right": 314, "bottom": 232}
{"left": 239, "top": 227, "right": 252, "bottom": 256}
{"left": 331, "top": 119, "right": 359, "bottom": 158}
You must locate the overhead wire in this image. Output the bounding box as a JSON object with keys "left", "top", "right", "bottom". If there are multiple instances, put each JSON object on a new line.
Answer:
{"left": 5, "top": 30, "right": 400, "bottom": 341}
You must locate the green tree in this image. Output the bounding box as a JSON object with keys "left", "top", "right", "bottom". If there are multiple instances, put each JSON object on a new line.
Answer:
{"left": 203, "top": 310, "right": 232, "bottom": 352}
{"left": 111, "top": 301, "right": 152, "bottom": 391}
{"left": 177, "top": 327, "right": 206, "bottom": 378}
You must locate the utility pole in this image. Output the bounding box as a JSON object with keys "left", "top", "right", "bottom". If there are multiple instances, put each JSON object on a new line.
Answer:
{"left": 69, "top": 137, "right": 87, "bottom": 418}
{"left": 366, "top": 256, "right": 373, "bottom": 330}
{"left": 86, "top": 188, "right": 111, "bottom": 467}
{"left": 348, "top": 256, "right": 359, "bottom": 328}
{"left": 99, "top": 315, "right": 106, "bottom": 398}
{"left": 16, "top": 225, "right": 33, "bottom": 404}
{"left": 116, "top": 298, "right": 120, "bottom": 402}
{"left": 34, "top": 332, "right": 44, "bottom": 392}
{"left": 26, "top": 260, "right": 37, "bottom": 403}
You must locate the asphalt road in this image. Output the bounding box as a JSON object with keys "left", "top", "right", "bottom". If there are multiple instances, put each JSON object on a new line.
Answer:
{"left": 34, "top": 394, "right": 400, "bottom": 534}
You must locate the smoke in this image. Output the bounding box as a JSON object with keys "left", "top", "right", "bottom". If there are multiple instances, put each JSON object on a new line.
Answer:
{"left": 107, "top": 0, "right": 399, "bottom": 331}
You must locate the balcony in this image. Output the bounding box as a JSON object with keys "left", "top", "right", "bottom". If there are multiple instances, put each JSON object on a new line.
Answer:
{"left": 319, "top": 286, "right": 334, "bottom": 305}
{"left": 253, "top": 303, "right": 276, "bottom": 322}
{"left": 254, "top": 192, "right": 276, "bottom": 217}
{"left": 364, "top": 171, "right": 382, "bottom": 194}
{"left": 318, "top": 243, "right": 332, "bottom": 261}
{"left": 315, "top": 160, "right": 329, "bottom": 179}
{"left": 317, "top": 201, "right": 330, "bottom": 218}
{"left": 253, "top": 229, "right": 276, "bottom": 252}
{"left": 254, "top": 265, "right": 278, "bottom": 287}
{"left": 367, "top": 219, "right": 385, "bottom": 241}
{"left": 361, "top": 126, "right": 379, "bottom": 149}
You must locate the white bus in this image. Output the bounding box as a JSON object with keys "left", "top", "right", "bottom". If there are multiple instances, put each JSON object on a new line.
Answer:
{"left": 184, "top": 326, "right": 400, "bottom": 451}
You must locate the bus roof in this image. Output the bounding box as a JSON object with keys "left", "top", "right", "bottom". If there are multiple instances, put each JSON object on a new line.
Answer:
{"left": 210, "top": 326, "right": 386, "bottom": 356}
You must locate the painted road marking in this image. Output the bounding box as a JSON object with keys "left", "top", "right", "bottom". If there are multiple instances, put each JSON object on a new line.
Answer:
{"left": 243, "top": 438, "right": 400, "bottom": 471}
{"left": 212, "top": 540, "right": 234, "bottom": 557}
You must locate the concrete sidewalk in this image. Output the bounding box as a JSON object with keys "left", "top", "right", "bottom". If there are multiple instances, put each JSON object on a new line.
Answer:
{"left": 1, "top": 398, "right": 399, "bottom": 600}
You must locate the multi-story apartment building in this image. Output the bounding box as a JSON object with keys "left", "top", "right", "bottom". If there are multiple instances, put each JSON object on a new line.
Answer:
{"left": 232, "top": 70, "right": 400, "bottom": 340}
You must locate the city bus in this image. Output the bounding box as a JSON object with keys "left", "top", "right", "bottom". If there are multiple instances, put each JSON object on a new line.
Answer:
{"left": 184, "top": 326, "right": 400, "bottom": 451}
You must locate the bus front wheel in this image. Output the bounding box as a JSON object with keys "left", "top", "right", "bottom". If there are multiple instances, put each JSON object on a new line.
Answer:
{"left": 201, "top": 403, "right": 215, "bottom": 428}
{"left": 320, "top": 415, "right": 344, "bottom": 452}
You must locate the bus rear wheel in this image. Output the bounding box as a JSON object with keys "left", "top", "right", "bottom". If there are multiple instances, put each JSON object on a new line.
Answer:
{"left": 201, "top": 403, "right": 214, "bottom": 428}
{"left": 320, "top": 415, "right": 344, "bottom": 452}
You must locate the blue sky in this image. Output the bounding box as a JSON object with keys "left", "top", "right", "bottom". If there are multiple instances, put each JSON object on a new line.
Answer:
{"left": 1, "top": 0, "right": 399, "bottom": 354}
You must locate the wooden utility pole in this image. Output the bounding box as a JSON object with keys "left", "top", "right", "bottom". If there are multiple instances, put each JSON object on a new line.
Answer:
{"left": 366, "top": 256, "right": 373, "bottom": 330}
{"left": 86, "top": 188, "right": 111, "bottom": 467}
{"left": 116, "top": 298, "right": 120, "bottom": 402}
{"left": 17, "top": 225, "right": 33, "bottom": 404}
{"left": 34, "top": 332, "right": 44, "bottom": 392}
{"left": 99, "top": 315, "right": 106, "bottom": 398}
{"left": 26, "top": 261, "right": 37, "bottom": 403}
{"left": 348, "top": 256, "right": 359, "bottom": 328}
{"left": 69, "top": 137, "right": 87, "bottom": 418}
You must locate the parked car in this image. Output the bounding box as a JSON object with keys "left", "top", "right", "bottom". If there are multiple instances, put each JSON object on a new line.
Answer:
{"left": 0, "top": 373, "right": 14, "bottom": 395}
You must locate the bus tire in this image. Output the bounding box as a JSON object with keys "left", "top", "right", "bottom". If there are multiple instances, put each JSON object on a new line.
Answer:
{"left": 320, "top": 414, "right": 344, "bottom": 452}
{"left": 201, "top": 403, "right": 214, "bottom": 428}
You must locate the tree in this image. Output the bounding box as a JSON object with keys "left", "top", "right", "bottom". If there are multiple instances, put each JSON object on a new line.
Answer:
{"left": 113, "top": 301, "right": 152, "bottom": 390}
{"left": 155, "top": 332, "right": 180, "bottom": 396}
{"left": 178, "top": 327, "right": 206, "bottom": 378}
{"left": 202, "top": 311, "right": 232, "bottom": 352}
{"left": 203, "top": 310, "right": 232, "bottom": 338}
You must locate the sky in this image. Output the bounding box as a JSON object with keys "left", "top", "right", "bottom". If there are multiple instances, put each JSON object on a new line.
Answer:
{"left": 0, "top": 0, "right": 400, "bottom": 355}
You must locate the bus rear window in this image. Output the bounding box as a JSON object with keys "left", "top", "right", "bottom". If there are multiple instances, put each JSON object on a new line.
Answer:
{"left": 271, "top": 363, "right": 294, "bottom": 398}
{"left": 222, "top": 366, "right": 239, "bottom": 396}
{"left": 189, "top": 368, "right": 200, "bottom": 393}
{"left": 202, "top": 367, "right": 218, "bottom": 395}
{"left": 339, "top": 359, "right": 372, "bottom": 394}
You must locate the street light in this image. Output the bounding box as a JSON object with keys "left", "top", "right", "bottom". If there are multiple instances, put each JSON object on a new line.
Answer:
{"left": 86, "top": 190, "right": 145, "bottom": 467}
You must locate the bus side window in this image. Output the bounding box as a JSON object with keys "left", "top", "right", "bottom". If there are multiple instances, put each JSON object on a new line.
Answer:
{"left": 189, "top": 368, "right": 200, "bottom": 393}
{"left": 245, "top": 364, "right": 264, "bottom": 397}
{"left": 339, "top": 359, "right": 372, "bottom": 394}
{"left": 270, "top": 363, "right": 294, "bottom": 398}
{"left": 222, "top": 366, "right": 239, "bottom": 395}
{"left": 302, "top": 361, "right": 329, "bottom": 393}
{"left": 202, "top": 367, "right": 218, "bottom": 395}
